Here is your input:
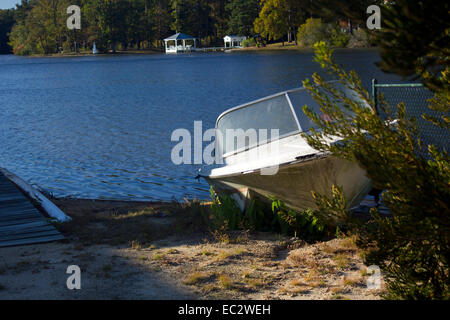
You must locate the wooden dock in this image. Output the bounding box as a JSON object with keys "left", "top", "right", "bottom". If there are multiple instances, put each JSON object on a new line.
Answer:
{"left": 0, "top": 171, "right": 64, "bottom": 248}
{"left": 194, "top": 47, "right": 225, "bottom": 52}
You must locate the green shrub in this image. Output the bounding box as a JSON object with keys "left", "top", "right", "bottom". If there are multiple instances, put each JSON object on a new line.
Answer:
{"left": 330, "top": 27, "right": 350, "bottom": 48}
{"left": 347, "top": 28, "right": 371, "bottom": 48}
{"left": 209, "top": 187, "right": 243, "bottom": 231}
{"left": 297, "top": 18, "right": 329, "bottom": 48}
{"left": 301, "top": 41, "right": 449, "bottom": 299}
{"left": 209, "top": 187, "right": 272, "bottom": 232}
{"left": 208, "top": 187, "right": 330, "bottom": 241}
{"left": 271, "top": 198, "right": 327, "bottom": 241}
{"left": 297, "top": 19, "right": 350, "bottom": 48}
{"left": 241, "top": 38, "right": 256, "bottom": 48}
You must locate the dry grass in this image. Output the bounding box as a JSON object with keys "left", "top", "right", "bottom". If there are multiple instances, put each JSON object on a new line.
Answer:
{"left": 202, "top": 283, "right": 220, "bottom": 293}
{"left": 53, "top": 199, "right": 201, "bottom": 246}
{"left": 130, "top": 240, "right": 143, "bottom": 250}
{"left": 183, "top": 271, "right": 213, "bottom": 286}
{"left": 244, "top": 277, "right": 266, "bottom": 289}
{"left": 288, "top": 253, "right": 319, "bottom": 269}
{"left": 308, "top": 280, "right": 325, "bottom": 288}
{"left": 38, "top": 198, "right": 383, "bottom": 300}
{"left": 217, "top": 274, "right": 234, "bottom": 289}
{"left": 331, "top": 293, "right": 349, "bottom": 300}
{"left": 291, "top": 286, "right": 310, "bottom": 294}
{"left": 322, "top": 237, "right": 358, "bottom": 255}
{"left": 153, "top": 253, "right": 166, "bottom": 261}
{"left": 215, "top": 251, "right": 232, "bottom": 261}
{"left": 214, "top": 249, "right": 246, "bottom": 262}
{"left": 342, "top": 275, "right": 363, "bottom": 287}
{"left": 304, "top": 269, "right": 320, "bottom": 282}
{"left": 290, "top": 279, "right": 308, "bottom": 287}
{"left": 333, "top": 254, "right": 351, "bottom": 270}
{"left": 330, "top": 286, "right": 344, "bottom": 293}
{"left": 330, "top": 285, "right": 351, "bottom": 299}
{"left": 322, "top": 244, "right": 338, "bottom": 255}
{"left": 339, "top": 236, "right": 358, "bottom": 251}
{"left": 279, "top": 284, "right": 310, "bottom": 295}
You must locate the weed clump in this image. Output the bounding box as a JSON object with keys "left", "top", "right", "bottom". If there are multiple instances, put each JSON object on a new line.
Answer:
{"left": 207, "top": 187, "right": 332, "bottom": 242}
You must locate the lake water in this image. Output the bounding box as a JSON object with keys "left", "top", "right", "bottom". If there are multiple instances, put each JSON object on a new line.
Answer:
{"left": 0, "top": 49, "right": 403, "bottom": 201}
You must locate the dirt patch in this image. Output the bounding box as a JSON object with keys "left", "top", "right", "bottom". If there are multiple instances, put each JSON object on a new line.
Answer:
{"left": 0, "top": 199, "right": 385, "bottom": 300}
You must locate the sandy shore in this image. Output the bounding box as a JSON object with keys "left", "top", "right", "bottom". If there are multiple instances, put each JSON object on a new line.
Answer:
{"left": 0, "top": 198, "right": 385, "bottom": 300}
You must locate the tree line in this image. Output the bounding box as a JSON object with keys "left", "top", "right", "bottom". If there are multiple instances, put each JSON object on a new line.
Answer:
{"left": 0, "top": 0, "right": 380, "bottom": 55}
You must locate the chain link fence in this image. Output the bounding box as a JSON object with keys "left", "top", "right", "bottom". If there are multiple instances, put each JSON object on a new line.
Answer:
{"left": 372, "top": 79, "right": 449, "bottom": 153}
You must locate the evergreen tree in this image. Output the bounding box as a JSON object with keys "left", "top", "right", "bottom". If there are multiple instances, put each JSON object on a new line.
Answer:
{"left": 0, "top": 9, "right": 15, "bottom": 53}
{"left": 225, "top": 0, "right": 259, "bottom": 36}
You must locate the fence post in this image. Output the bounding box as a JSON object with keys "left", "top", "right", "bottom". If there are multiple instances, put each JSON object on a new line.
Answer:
{"left": 372, "top": 78, "right": 378, "bottom": 115}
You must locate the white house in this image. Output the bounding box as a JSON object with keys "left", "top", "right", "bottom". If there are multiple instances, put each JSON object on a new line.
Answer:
{"left": 164, "top": 33, "right": 197, "bottom": 53}
{"left": 223, "top": 35, "right": 247, "bottom": 48}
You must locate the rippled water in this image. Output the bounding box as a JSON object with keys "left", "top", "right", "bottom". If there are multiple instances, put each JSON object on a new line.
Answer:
{"left": 0, "top": 49, "right": 402, "bottom": 201}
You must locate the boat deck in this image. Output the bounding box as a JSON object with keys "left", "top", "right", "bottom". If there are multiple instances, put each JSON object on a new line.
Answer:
{"left": 0, "top": 171, "right": 64, "bottom": 248}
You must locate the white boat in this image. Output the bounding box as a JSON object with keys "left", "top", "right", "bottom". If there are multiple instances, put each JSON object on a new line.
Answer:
{"left": 198, "top": 83, "right": 372, "bottom": 212}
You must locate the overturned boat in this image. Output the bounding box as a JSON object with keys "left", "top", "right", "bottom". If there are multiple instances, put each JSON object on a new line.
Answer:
{"left": 198, "top": 84, "right": 372, "bottom": 211}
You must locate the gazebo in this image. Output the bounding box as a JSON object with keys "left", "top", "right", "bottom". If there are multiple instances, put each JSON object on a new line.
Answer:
{"left": 223, "top": 35, "right": 247, "bottom": 48}
{"left": 164, "top": 33, "right": 197, "bottom": 53}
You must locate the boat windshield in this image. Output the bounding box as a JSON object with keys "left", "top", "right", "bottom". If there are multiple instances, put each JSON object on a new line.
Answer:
{"left": 288, "top": 84, "right": 368, "bottom": 133}
{"left": 287, "top": 88, "right": 323, "bottom": 132}
{"left": 216, "top": 94, "right": 299, "bottom": 156}
{"left": 216, "top": 83, "right": 368, "bottom": 156}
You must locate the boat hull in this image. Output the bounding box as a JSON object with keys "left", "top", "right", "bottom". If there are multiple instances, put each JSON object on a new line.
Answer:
{"left": 205, "top": 155, "right": 371, "bottom": 212}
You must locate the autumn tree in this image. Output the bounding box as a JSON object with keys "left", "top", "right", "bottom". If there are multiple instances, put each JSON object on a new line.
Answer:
{"left": 9, "top": 0, "right": 70, "bottom": 55}
{"left": 254, "top": 0, "right": 307, "bottom": 45}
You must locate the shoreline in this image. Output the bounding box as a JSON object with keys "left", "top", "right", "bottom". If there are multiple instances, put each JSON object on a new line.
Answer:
{"left": 229, "top": 42, "right": 376, "bottom": 53}
{"left": 1, "top": 44, "right": 378, "bottom": 58}
{"left": 0, "top": 197, "right": 385, "bottom": 299}
{"left": 11, "top": 48, "right": 164, "bottom": 58}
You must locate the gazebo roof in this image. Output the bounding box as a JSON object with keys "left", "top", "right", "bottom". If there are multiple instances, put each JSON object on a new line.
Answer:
{"left": 164, "top": 33, "right": 196, "bottom": 41}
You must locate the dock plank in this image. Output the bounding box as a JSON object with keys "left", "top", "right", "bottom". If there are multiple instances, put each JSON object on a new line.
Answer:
{"left": 0, "top": 229, "right": 62, "bottom": 242}
{"left": 0, "top": 171, "right": 64, "bottom": 248}
{"left": 0, "top": 235, "right": 65, "bottom": 248}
